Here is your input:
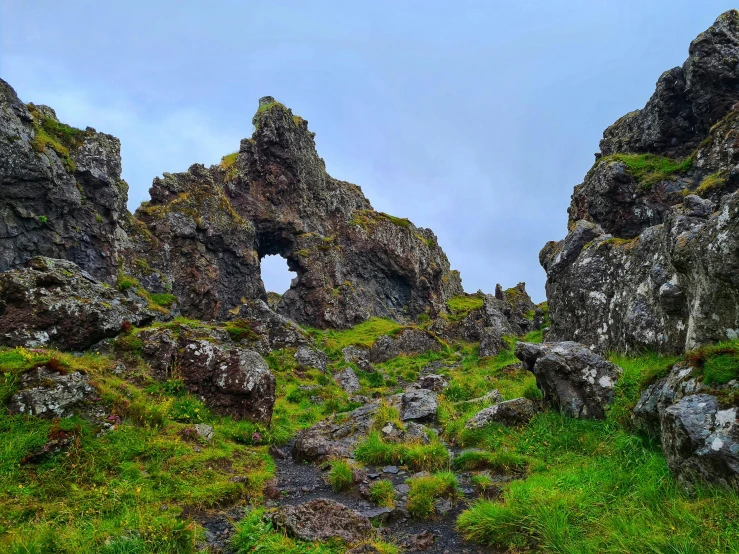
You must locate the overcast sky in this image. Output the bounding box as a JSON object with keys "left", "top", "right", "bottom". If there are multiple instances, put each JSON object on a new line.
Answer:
{"left": 1, "top": 1, "right": 735, "bottom": 301}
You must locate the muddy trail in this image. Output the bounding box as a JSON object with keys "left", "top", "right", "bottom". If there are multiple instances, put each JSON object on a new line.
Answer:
{"left": 268, "top": 439, "right": 503, "bottom": 554}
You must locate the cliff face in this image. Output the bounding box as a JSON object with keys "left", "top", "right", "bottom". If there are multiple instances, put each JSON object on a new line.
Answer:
{"left": 0, "top": 79, "right": 130, "bottom": 282}
{"left": 0, "top": 86, "right": 462, "bottom": 327}
{"left": 543, "top": 10, "right": 739, "bottom": 353}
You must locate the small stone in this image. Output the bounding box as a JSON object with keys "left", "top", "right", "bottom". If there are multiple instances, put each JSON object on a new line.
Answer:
{"left": 368, "top": 472, "right": 381, "bottom": 479}
{"left": 382, "top": 465, "right": 399, "bottom": 474}
{"left": 193, "top": 423, "right": 214, "bottom": 441}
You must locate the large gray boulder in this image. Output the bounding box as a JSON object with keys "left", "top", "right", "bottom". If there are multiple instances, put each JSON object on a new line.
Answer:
{"left": 465, "top": 397, "right": 537, "bottom": 429}
{"left": 400, "top": 389, "right": 438, "bottom": 421}
{"left": 335, "top": 367, "right": 361, "bottom": 394}
{"left": 8, "top": 366, "right": 95, "bottom": 418}
{"left": 0, "top": 257, "right": 157, "bottom": 350}
{"left": 661, "top": 394, "right": 739, "bottom": 489}
{"left": 515, "top": 341, "right": 622, "bottom": 419}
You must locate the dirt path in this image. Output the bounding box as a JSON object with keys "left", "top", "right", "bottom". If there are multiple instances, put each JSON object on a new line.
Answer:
{"left": 270, "top": 440, "right": 500, "bottom": 554}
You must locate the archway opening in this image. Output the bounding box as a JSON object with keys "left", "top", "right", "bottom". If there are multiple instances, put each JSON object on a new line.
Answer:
{"left": 260, "top": 254, "right": 297, "bottom": 309}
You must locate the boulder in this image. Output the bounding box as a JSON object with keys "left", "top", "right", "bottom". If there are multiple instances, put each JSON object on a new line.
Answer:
{"left": 661, "top": 394, "right": 739, "bottom": 489}
{"left": 369, "top": 329, "right": 443, "bottom": 363}
{"left": 335, "top": 367, "right": 361, "bottom": 394}
{"left": 465, "top": 397, "right": 537, "bottom": 429}
{"left": 515, "top": 341, "right": 622, "bottom": 419}
{"left": 139, "top": 328, "right": 275, "bottom": 423}
{"left": 8, "top": 366, "right": 95, "bottom": 418}
{"left": 294, "top": 346, "right": 328, "bottom": 372}
{"left": 417, "top": 374, "right": 448, "bottom": 392}
{"left": 400, "top": 389, "right": 438, "bottom": 421}
{"left": 270, "top": 499, "right": 374, "bottom": 543}
{"left": 0, "top": 257, "right": 157, "bottom": 350}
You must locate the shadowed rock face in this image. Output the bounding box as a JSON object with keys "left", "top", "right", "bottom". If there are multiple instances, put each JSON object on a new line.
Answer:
{"left": 543, "top": 11, "right": 739, "bottom": 354}
{"left": 0, "top": 80, "right": 130, "bottom": 282}
{"left": 0, "top": 80, "right": 462, "bottom": 328}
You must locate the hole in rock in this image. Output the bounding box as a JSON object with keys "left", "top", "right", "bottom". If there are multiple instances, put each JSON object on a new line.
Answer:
{"left": 260, "top": 254, "right": 297, "bottom": 301}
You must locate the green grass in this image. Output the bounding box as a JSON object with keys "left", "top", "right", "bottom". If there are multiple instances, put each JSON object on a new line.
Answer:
{"left": 445, "top": 294, "right": 484, "bottom": 321}
{"left": 369, "top": 479, "right": 396, "bottom": 508}
{"left": 328, "top": 460, "right": 353, "bottom": 492}
{"left": 406, "top": 471, "right": 458, "bottom": 518}
{"left": 453, "top": 449, "right": 527, "bottom": 473}
{"left": 354, "top": 432, "right": 450, "bottom": 472}
{"left": 703, "top": 353, "right": 739, "bottom": 385}
{"left": 0, "top": 347, "right": 274, "bottom": 553}
{"left": 310, "top": 317, "right": 403, "bottom": 358}
{"left": 150, "top": 293, "right": 177, "bottom": 308}
{"left": 693, "top": 170, "right": 728, "bottom": 198}
{"left": 598, "top": 153, "right": 693, "bottom": 190}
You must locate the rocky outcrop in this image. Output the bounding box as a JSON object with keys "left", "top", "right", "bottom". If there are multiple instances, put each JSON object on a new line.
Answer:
{"left": 542, "top": 11, "right": 739, "bottom": 354}
{"left": 270, "top": 499, "right": 374, "bottom": 543}
{"left": 138, "top": 327, "right": 275, "bottom": 423}
{"left": 400, "top": 389, "right": 438, "bottom": 421}
{"left": 1, "top": 80, "right": 462, "bottom": 329}
{"left": 600, "top": 10, "right": 739, "bottom": 159}
{"left": 0, "top": 80, "right": 131, "bottom": 282}
{"left": 0, "top": 257, "right": 157, "bottom": 350}
{"left": 632, "top": 362, "right": 739, "bottom": 489}
{"left": 431, "top": 286, "right": 536, "bottom": 357}
{"left": 516, "top": 341, "right": 622, "bottom": 419}
{"left": 335, "top": 367, "right": 361, "bottom": 394}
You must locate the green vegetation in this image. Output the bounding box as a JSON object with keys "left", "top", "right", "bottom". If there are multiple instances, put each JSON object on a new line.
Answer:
{"left": 328, "top": 460, "right": 353, "bottom": 492}
{"left": 453, "top": 449, "right": 527, "bottom": 473}
{"left": 598, "top": 153, "right": 693, "bottom": 190}
{"left": 232, "top": 508, "right": 399, "bottom": 553}
{"left": 355, "top": 432, "right": 450, "bottom": 472}
{"left": 150, "top": 293, "right": 177, "bottom": 308}
{"left": 445, "top": 294, "right": 484, "bottom": 321}
{"left": 369, "top": 479, "right": 396, "bottom": 508}
{"left": 349, "top": 210, "right": 412, "bottom": 232}
{"left": 693, "top": 170, "right": 728, "bottom": 198}
{"left": 37, "top": 215, "right": 48, "bottom": 224}
{"left": 27, "top": 104, "right": 88, "bottom": 173}
{"left": 406, "top": 471, "right": 458, "bottom": 518}
{"left": 310, "top": 317, "right": 403, "bottom": 357}
{"left": 220, "top": 152, "right": 239, "bottom": 181}
{"left": 0, "top": 346, "right": 273, "bottom": 553}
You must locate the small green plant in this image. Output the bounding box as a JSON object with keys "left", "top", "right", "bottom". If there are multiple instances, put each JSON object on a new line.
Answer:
{"left": 171, "top": 396, "right": 206, "bottom": 422}
{"left": 453, "top": 449, "right": 527, "bottom": 473}
{"left": 328, "top": 460, "right": 353, "bottom": 492}
{"left": 95, "top": 214, "right": 103, "bottom": 223}
{"left": 116, "top": 273, "right": 139, "bottom": 291}
{"left": 597, "top": 153, "right": 692, "bottom": 190}
{"left": 150, "top": 293, "right": 177, "bottom": 308}
{"left": 37, "top": 215, "right": 48, "bottom": 224}
{"left": 406, "top": 471, "right": 458, "bottom": 518}
{"left": 369, "top": 479, "right": 396, "bottom": 508}
{"left": 354, "top": 432, "right": 450, "bottom": 472}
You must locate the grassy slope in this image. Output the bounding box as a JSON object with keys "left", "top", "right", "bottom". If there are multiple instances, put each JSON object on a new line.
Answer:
{"left": 2, "top": 306, "right": 739, "bottom": 552}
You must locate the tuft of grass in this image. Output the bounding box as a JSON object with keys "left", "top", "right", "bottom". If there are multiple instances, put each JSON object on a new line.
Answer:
{"left": 598, "top": 153, "right": 692, "bottom": 190}
{"left": 311, "top": 317, "right": 403, "bottom": 358}
{"left": 453, "top": 449, "right": 528, "bottom": 473}
{"left": 406, "top": 471, "right": 458, "bottom": 518}
{"left": 328, "top": 460, "right": 354, "bottom": 492}
{"left": 150, "top": 293, "right": 177, "bottom": 308}
{"left": 220, "top": 152, "right": 239, "bottom": 181}
{"left": 445, "top": 294, "right": 484, "bottom": 321}
{"left": 354, "top": 432, "right": 450, "bottom": 472}
{"left": 692, "top": 170, "right": 727, "bottom": 198}
{"left": 369, "top": 479, "right": 396, "bottom": 508}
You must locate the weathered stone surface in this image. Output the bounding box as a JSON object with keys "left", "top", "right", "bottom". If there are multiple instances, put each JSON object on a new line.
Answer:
{"left": 542, "top": 12, "right": 739, "bottom": 354}
{"left": 465, "top": 397, "right": 537, "bottom": 429}
{"left": 293, "top": 396, "right": 404, "bottom": 462}
{"left": 1, "top": 80, "right": 462, "bottom": 329}
{"left": 600, "top": 11, "right": 739, "bottom": 159}
{"left": 335, "top": 367, "right": 361, "bottom": 394}
{"left": 294, "top": 346, "right": 328, "bottom": 372}
{"left": 8, "top": 366, "right": 95, "bottom": 418}
{"left": 401, "top": 389, "right": 438, "bottom": 421}
{"left": 515, "top": 341, "right": 622, "bottom": 419}
{"left": 271, "top": 499, "right": 374, "bottom": 543}
{"left": 0, "top": 257, "right": 157, "bottom": 350}
{"left": 417, "top": 374, "right": 448, "bottom": 392}
{"left": 0, "top": 81, "right": 131, "bottom": 282}
{"left": 139, "top": 328, "right": 275, "bottom": 423}
{"left": 661, "top": 394, "right": 739, "bottom": 489}
{"left": 631, "top": 363, "right": 739, "bottom": 489}
{"left": 369, "top": 329, "right": 443, "bottom": 363}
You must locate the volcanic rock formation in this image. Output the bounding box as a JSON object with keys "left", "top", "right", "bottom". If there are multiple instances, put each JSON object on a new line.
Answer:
{"left": 542, "top": 10, "right": 739, "bottom": 354}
